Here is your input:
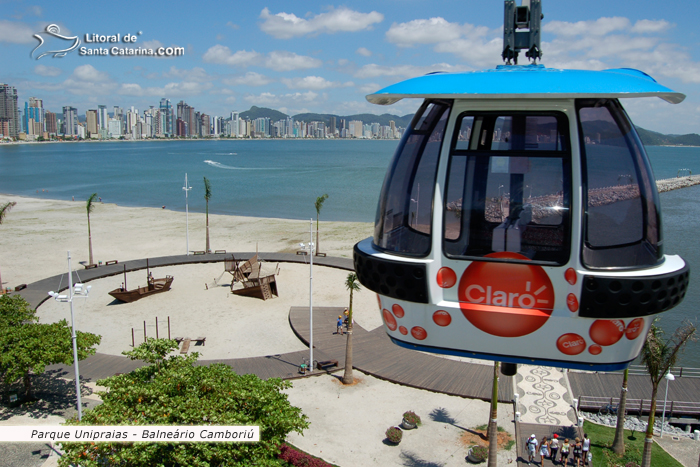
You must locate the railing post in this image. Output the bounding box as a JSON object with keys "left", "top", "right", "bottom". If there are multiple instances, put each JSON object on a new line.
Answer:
{"left": 639, "top": 399, "right": 644, "bottom": 418}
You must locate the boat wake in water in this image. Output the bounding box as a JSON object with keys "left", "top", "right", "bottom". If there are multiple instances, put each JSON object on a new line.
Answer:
{"left": 204, "top": 160, "right": 282, "bottom": 170}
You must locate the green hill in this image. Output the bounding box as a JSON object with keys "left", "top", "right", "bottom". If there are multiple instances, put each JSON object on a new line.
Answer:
{"left": 636, "top": 127, "right": 700, "bottom": 146}
{"left": 237, "top": 107, "right": 413, "bottom": 128}
{"left": 239, "top": 106, "right": 288, "bottom": 121}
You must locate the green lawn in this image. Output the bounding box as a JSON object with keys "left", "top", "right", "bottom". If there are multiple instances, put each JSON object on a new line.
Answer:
{"left": 583, "top": 421, "right": 683, "bottom": 467}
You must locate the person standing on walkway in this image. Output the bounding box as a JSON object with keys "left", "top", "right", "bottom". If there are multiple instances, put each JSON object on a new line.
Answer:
{"left": 572, "top": 437, "right": 583, "bottom": 467}
{"left": 581, "top": 433, "right": 590, "bottom": 466}
{"left": 549, "top": 434, "right": 560, "bottom": 464}
{"left": 336, "top": 315, "right": 344, "bottom": 335}
{"left": 560, "top": 438, "right": 570, "bottom": 466}
{"left": 526, "top": 434, "right": 538, "bottom": 465}
{"left": 539, "top": 436, "right": 549, "bottom": 465}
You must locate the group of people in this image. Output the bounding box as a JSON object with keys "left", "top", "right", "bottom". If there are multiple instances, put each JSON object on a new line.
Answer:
{"left": 526, "top": 433, "right": 591, "bottom": 466}
{"left": 336, "top": 308, "right": 350, "bottom": 335}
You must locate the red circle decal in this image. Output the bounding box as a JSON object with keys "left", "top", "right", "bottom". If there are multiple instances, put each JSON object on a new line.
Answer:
{"left": 565, "top": 268, "right": 577, "bottom": 285}
{"left": 399, "top": 326, "right": 408, "bottom": 335}
{"left": 437, "top": 267, "right": 457, "bottom": 288}
{"left": 567, "top": 293, "right": 579, "bottom": 313}
{"left": 589, "top": 344, "right": 602, "bottom": 355}
{"left": 411, "top": 326, "right": 427, "bottom": 340}
{"left": 433, "top": 310, "right": 452, "bottom": 327}
{"left": 392, "top": 304, "right": 405, "bottom": 319}
{"left": 458, "top": 252, "right": 554, "bottom": 337}
{"left": 383, "top": 309, "right": 397, "bottom": 331}
{"left": 625, "top": 318, "right": 645, "bottom": 340}
{"left": 557, "top": 333, "right": 586, "bottom": 355}
{"left": 589, "top": 319, "right": 625, "bottom": 346}
{"left": 376, "top": 294, "right": 382, "bottom": 312}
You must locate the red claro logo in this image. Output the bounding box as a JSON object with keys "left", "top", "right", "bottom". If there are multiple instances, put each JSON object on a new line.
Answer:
{"left": 458, "top": 252, "right": 554, "bottom": 338}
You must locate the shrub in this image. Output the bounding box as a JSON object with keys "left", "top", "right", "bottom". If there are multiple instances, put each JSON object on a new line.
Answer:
{"left": 470, "top": 445, "right": 488, "bottom": 462}
{"left": 278, "top": 444, "right": 334, "bottom": 467}
{"left": 403, "top": 411, "right": 421, "bottom": 425}
{"left": 385, "top": 426, "right": 403, "bottom": 444}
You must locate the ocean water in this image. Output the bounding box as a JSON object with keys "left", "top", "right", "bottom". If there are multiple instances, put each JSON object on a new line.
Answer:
{"left": 0, "top": 141, "right": 699, "bottom": 366}
{"left": 0, "top": 140, "right": 397, "bottom": 222}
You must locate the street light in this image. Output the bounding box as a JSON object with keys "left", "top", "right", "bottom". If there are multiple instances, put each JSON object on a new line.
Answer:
{"left": 660, "top": 372, "right": 675, "bottom": 437}
{"left": 183, "top": 173, "right": 192, "bottom": 255}
{"left": 299, "top": 219, "right": 315, "bottom": 373}
{"left": 47, "top": 251, "right": 91, "bottom": 421}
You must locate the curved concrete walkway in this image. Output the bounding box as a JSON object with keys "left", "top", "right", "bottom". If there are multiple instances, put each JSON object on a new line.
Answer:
{"left": 16, "top": 252, "right": 511, "bottom": 402}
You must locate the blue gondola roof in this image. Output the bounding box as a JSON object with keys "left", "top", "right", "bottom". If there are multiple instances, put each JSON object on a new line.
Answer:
{"left": 366, "top": 65, "right": 685, "bottom": 105}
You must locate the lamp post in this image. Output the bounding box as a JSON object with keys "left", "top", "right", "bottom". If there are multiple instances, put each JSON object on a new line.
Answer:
{"left": 660, "top": 372, "right": 675, "bottom": 437}
{"left": 48, "top": 251, "right": 91, "bottom": 421}
{"left": 183, "top": 173, "right": 192, "bottom": 255}
{"left": 299, "top": 219, "right": 315, "bottom": 372}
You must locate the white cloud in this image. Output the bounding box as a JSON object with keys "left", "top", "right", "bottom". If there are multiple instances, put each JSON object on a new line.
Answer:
{"left": 222, "top": 72, "right": 274, "bottom": 86}
{"left": 0, "top": 20, "right": 36, "bottom": 43}
{"left": 31, "top": 6, "right": 42, "bottom": 16}
{"left": 264, "top": 51, "right": 322, "bottom": 71}
{"left": 356, "top": 47, "right": 372, "bottom": 57}
{"left": 162, "top": 66, "right": 213, "bottom": 82}
{"left": 541, "top": 17, "right": 700, "bottom": 84}
{"left": 386, "top": 17, "right": 463, "bottom": 46}
{"left": 243, "top": 91, "right": 319, "bottom": 106}
{"left": 359, "top": 83, "right": 381, "bottom": 94}
{"left": 34, "top": 64, "right": 61, "bottom": 76}
{"left": 202, "top": 45, "right": 261, "bottom": 67}
{"left": 72, "top": 64, "right": 110, "bottom": 82}
{"left": 355, "top": 63, "right": 470, "bottom": 79}
{"left": 117, "top": 81, "right": 213, "bottom": 97}
{"left": 226, "top": 22, "right": 239, "bottom": 30}
{"left": 631, "top": 19, "right": 672, "bottom": 34}
{"left": 259, "top": 7, "right": 383, "bottom": 39}
{"left": 281, "top": 76, "right": 352, "bottom": 90}
{"left": 544, "top": 17, "right": 631, "bottom": 37}
{"left": 434, "top": 37, "right": 501, "bottom": 65}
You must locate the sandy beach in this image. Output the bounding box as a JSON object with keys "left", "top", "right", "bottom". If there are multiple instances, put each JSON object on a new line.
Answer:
{"left": 0, "top": 194, "right": 520, "bottom": 466}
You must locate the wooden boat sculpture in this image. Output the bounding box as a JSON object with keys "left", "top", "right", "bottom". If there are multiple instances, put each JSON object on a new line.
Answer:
{"left": 108, "top": 261, "right": 173, "bottom": 303}
{"left": 226, "top": 254, "right": 279, "bottom": 301}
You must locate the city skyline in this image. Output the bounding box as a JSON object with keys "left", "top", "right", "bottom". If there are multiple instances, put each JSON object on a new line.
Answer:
{"left": 1, "top": 1, "right": 699, "bottom": 135}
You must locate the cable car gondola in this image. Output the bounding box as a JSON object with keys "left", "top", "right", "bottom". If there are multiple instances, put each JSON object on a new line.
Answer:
{"left": 353, "top": 0, "right": 688, "bottom": 371}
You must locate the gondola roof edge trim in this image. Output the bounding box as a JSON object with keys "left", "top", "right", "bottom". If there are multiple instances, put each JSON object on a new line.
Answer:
{"left": 366, "top": 66, "right": 686, "bottom": 105}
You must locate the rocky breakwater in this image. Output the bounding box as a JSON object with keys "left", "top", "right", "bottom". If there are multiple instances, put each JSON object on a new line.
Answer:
{"left": 656, "top": 175, "right": 700, "bottom": 193}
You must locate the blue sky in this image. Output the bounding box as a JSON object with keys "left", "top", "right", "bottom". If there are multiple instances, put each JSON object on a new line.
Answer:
{"left": 1, "top": 0, "right": 699, "bottom": 134}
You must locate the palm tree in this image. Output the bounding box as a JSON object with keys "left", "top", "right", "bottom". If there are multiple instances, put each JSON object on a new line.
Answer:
{"left": 342, "top": 273, "right": 360, "bottom": 385}
{"left": 86, "top": 193, "right": 98, "bottom": 266}
{"left": 204, "top": 177, "right": 212, "bottom": 252}
{"left": 0, "top": 201, "right": 17, "bottom": 291}
{"left": 314, "top": 194, "right": 328, "bottom": 255}
{"left": 487, "top": 362, "right": 499, "bottom": 467}
{"left": 640, "top": 322, "right": 696, "bottom": 467}
{"left": 612, "top": 368, "right": 629, "bottom": 454}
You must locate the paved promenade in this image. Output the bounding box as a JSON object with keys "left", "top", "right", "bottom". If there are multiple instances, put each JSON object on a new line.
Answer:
{"left": 6, "top": 252, "right": 700, "bottom": 466}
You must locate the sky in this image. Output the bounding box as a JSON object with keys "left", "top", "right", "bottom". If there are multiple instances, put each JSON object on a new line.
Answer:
{"left": 1, "top": 0, "right": 699, "bottom": 134}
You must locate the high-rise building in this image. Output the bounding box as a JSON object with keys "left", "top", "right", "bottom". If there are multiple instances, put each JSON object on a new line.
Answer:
{"left": 45, "top": 111, "right": 57, "bottom": 135}
{"left": 24, "top": 97, "right": 44, "bottom": 136}
{"left": 329, "top": 116, "right": 337, "bottom": 137}
{"left": 62, "top": 106, "right": 78, "bottom": 136}
{"left": 0, "top": 84, "right": 20, "bottom": 139}
{"left": 159, "top": 98, "right": 173, "bottom": 136}
{"left": 200, "top": 114, "right": 210, "bottom": 137}
{"left": 108, "top": 118, "right": 121, "bottom": 138}
{"left": 97, "top": 105, "right": 108, "bottom": 130}
{"left": 86, "top": 110, "right": 99, "bottom": 136}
